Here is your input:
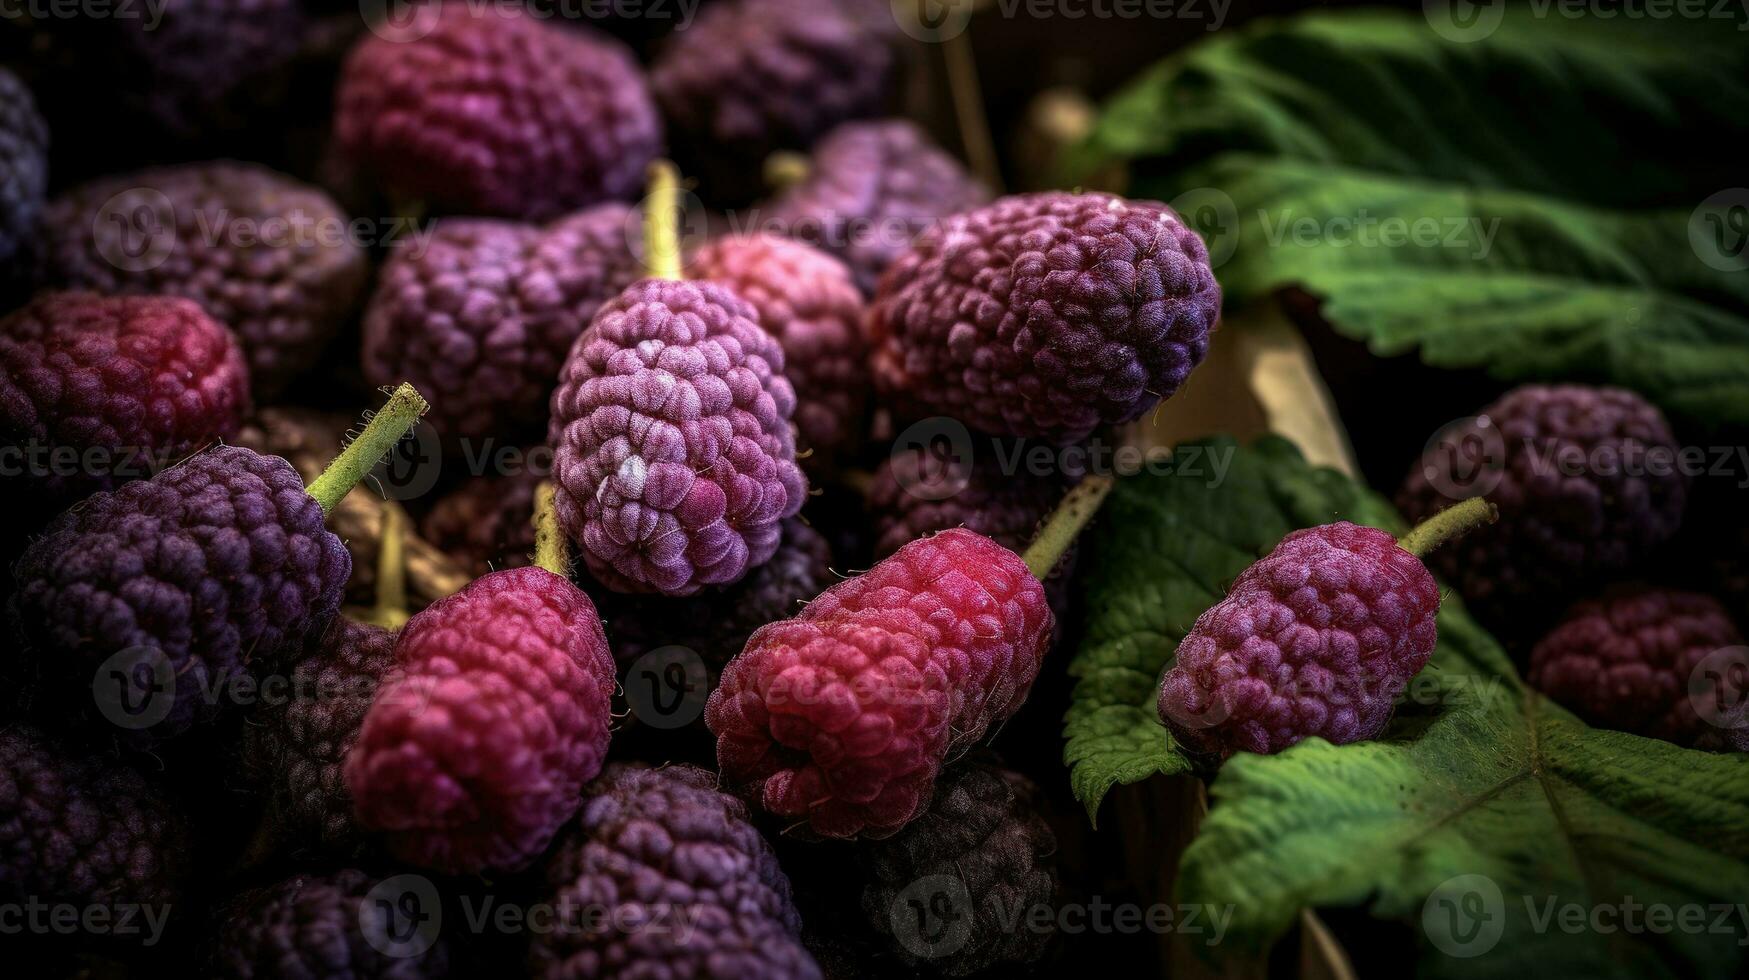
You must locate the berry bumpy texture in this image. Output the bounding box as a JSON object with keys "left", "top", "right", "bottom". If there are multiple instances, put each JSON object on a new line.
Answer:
{"left": 549, "top": 278, "right": 807, "bottom": 596}
{"left": 207, "top": 868, "right": 452, "bottom": 979}
{"left": 870, "top": 191, "right": 1221, "bottom": 445}
{"left": 32, "top": 162, "right": 369, "bottom": 396}
{"left": 9, "top": 446, "right": 351, "bottom": 739}
{"left": 0, "top": 293, "right": 250, "bottom": 498}
{"left": 527, "top": 763, "right": 819, "bottom": 980}
{"left": 336, "top": 2, "right": 660, "bottom": 221}
{"left": 363, "top": 207, "right": 642, "bottom": 440}
{"left": 0, "top": 724, "right": 190, "bottom": 918}
{"left": 1397, "top": 384, "right": 1688, "bottom": 625}
{"left": 1157, "top": 522, "right": 1441, "bottom": 758}
{"left": 1529, "top": 587, "right": 1746, "bottom": 751}
{"left": 861, "top": 763, "right": 1057, "bottom": 975}
{"left": 689, "top": 234, "right": 869, "bottom": 466}
{"left": 651, "top": 0, "right": 893, "bottom": 203}
{"left": 765, "top": 119, "right": 990, "bottom": 295}
{"left": 345, "top": 566, "right": 616, "bottom": 873}
{"left": 240, "top": 618, "right": 396, "bottom": 856}
{"left": 707, "top": 528, "right": 1053, "bottom": 838}
{"left": 0, "top": 67, "right": 48, "bottom": 264}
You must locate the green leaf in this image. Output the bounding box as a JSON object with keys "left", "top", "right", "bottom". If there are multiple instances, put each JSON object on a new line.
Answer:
{"left": 1062, "top": 435, "right": 1749, "bottom": 978}
{"left": 1064, "top": 11, "right": 1749, "bottom": 427}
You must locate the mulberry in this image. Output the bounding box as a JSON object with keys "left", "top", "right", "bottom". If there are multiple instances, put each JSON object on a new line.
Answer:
{"left": 689, "top": 233, "right": 869, "bottom": 467}
{"left": 870, "top": 191, "right": 1221, "bottom": 445}
{"left": 208, "top": 868, "right": 451, "bottom": 978}
{"left": 32, "top": 162, "right": 369, "bottom": 395}
{"left": 0, "top": 67, "right": 48, "bottom": 264}
{"left": 548, "top": 277, "right": 806, "bottom": 596}
{"left": 0, "top": 292, "right": 250, "bottom": 498}
{"left": 336, "top": 1, "right": 661, "bottom": 220}
{"left": 527, "top": 763, "right": 819, "bottom": 980}
{"left": 345, "top": 566, "right": 616, "bottom": 873}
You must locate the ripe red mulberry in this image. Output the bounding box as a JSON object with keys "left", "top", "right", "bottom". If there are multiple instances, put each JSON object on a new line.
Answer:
{"left": 651, "top": 0, "right": 894, "bottom": 204}
{"left": 870, "top": 191, "right": 1220, "bottom": 445}
{"left": 527, "top": 763, "right": 819, "bottom": 980}
{"left": 0, "top": 67, "right": 48, "bottom": 264}
{"left": 32, "top": 162, "right": 369, "bottom": 395}
{"left": 1529, "top": 587, "right": 1746, "bottom": 751}
{"left": 548, "top": 278, "right": 807, "bottom": 596}
{"left": 707, "top": 528, "right": 1053, "bottom": 838}
{"left": 1156, "top": 522, "right": 1441, "bottom": 758}
{"left": 765, "top": 120, "right": 990, "bottom": 295}
{"left": 239, "top": 617, "right": 395, "bottom": 856}
{"left": 8, "top": 446, "right": 352, "bottom": 739}
{"left": 208, "top": 868, "right": 452, "bottom": 978}
{"left": 1397, "top": 384, "right": 1688, "bottom": 626}
{"left": 336, "top": 2, "right": 661, "bottom": 220}
{"left": 345, "top": 566, "right": 616, "bottom": 873}
{"left": 0, "top": 292, "right": 250, "bottom": 498}
{"left": 0, "top": 724, "right": 190, "bottom": 921}
{"left": 861, "top": 762, "right": 1057, "bottom": 975}
{"left": 362, "top": 207, "right": 643, "bottom": 440}
{"left": 690, "top": 234, "right": 869, "bottom": 466}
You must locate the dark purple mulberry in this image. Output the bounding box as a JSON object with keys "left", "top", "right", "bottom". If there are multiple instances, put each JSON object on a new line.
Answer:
{"left": 420, "top": 462, "right": 545, "bottom": 578}
{"left": 8, "top": 446, "right": 352, "bottom": 739}
{"left": 690, "top": 233, "right": 869, "bottom": 467}
{"left": 1157, "top": 522, "right": 1441, "bottom": 758}
{"left": 861, "top": 762, "right": 1057, "bottom": 975}
{"left": 765, "top": 120, "right": 990, "bottom": 295}
{"left": 32, "top": 162, "right": 370, "bottom": 396}
{"left": 239, "top": 618, "right": 395, "bottom": 856}
{"left": 208, "top": 868, "right": 451, "bottom": 978}
{"left": 362, "top": 207, "right": 642, "bottom": 440}
{"left": 0, "top": 67, "right": 48, "bottom": 264}
{"left": 870, "top": 191, "right": 1221, "bottom": 445}
{"left": 1529, "top": 587, "right": 1746, "bottom": 751}
{"left": 336, "top": 2, "right": 661, "bottom": 220}
{"left": 1397, "top": 384, "right": 1688, "bottom": 626}
{"left": 527, "top": 763, "right": 820, "bottom": 980}
{"left": 651, "top": 0, "right": 894, "bottom": 204}
{"left": 548, "top": 278, "right": 807, "bottom": 596}
{"left": 0, "top": 292, "right": 251, "bottom": 498}
{"left": 0, "top": 724, "right": 190, "bottom": 921}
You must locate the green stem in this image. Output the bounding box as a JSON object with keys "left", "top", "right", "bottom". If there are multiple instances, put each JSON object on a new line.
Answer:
{"left": 533, "top": 481, "right": 568, "bottom": 577}
{"left": 1397, "top": 496, "right": 1497, "bottom": 559}
{"left": 1021, "top": 474, "right": 1115, "bottom": 581}
{"left": 369, "top": 503, "right": 411, "bottom": 630}
{"left": 306, "top": 383, "right": 429, "bottom": 516}
{"left": 763, "top": 151, "right": 811, "bottom": 192}
{"left": 644, "top": 160, "right": 684, "bottom": 281}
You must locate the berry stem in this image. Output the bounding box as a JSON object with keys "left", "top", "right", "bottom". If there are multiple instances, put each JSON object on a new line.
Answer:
{"left": 1397, "top": 496, "right": 1497, "bottom": 559}
{"left": 533, "top": 481, "right": 568, "bottom": 577}
{"left": 644, "top": 160, "right": 684, "bottom": 281}
{"left": 763, "top": 151, "right": 811, "bottom": 192}
{"left": 307, "top": 382, "right": 429, "bottom": 517}
{"left": 367, "top": 503, "right": 411, "bottom": 630}
{"left": 1021, "top": 474, "right": 1115, "bottom": 580}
